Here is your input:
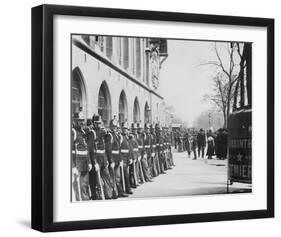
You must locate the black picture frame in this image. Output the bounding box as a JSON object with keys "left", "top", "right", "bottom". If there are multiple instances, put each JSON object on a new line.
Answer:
{"left": 31, "top": 4, "right": 274, "bottom": 232}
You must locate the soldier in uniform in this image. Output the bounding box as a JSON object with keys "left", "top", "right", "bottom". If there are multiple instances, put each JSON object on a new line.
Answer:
{"left": 137, "top": 123, "right": 152, "bottom": 182}
{"left": 91, "top": 115, "right": 114, "bottom": 200}
{"left": 150, "top": 123, "right": 159, "bottom": 177}
{"left": 109, "top": 118, "right": 129, "bottom": 197}
{"left": 144, "top": 123, "right": 154, "bottom": 179}
{"left": 156, "top": 123, "right": 166, "bottom": 174}
{"left": 167, "top": 128, "right": 175, "bottom": 167}
{"left": 162, "top": 126, "right": 171, "bottom": 170}
{"left": 83, "top": 119, "right": 97, "bottom": 200}
{"left": 104, "top": 119, "right": 118, "bottom": 199}
{"left": 72, "top": 122, "right": 80, "bottom": 201}
{"left": 72, "top": 113, "right": 92, "bottom": 201}
{"left": 128, "top": 124, "right": 139, "bottom": 188}
{"left": 120, "top": 121, "right": 133, "bottom": 195}
{"left": 130, "top": 123, "right": 144, "bottom": 185}
{"left": 163, "top": 126, "right": 175, "bottom": 168}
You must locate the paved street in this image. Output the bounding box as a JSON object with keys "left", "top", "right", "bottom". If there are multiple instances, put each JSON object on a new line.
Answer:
{"left": 126, "top": 150, "right": 251, "bottom": 199}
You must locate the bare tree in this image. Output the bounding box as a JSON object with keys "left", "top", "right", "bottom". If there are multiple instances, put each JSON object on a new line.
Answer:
{"left": 200, "top": 42, "right": 246, "bottom": 128}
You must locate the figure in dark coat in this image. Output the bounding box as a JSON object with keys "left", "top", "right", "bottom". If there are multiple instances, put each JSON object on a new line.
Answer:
{"left": 183, "top": 132, "right": 191, "bottom": 157}
{"left": 197, "top": 128, "right": 206, "bottom": 158}
{"left": 207, "top": 136, "right": 215, "bottom": 159}
{"left": 191, "top": 135, "right": 198, "bottom": 160}
{"left": 215, "top": 129, "right": 223, "bottom": 159}
{"left": 221, "top": 129, "right": 228, "bottom": 159}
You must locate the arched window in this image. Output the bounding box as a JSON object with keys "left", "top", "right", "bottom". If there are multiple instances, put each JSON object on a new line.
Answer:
{"left": 118, "top": 91, "right": 128, "bottom": 124}
{"left": 72, "top": 68, "right": 85, "bottom": 117}
{"left": 133, "top": 97, "right": 140, "bottom": 123}
{"left": 144, "top": 102, "right": 150, "bottom": 123}
{"left": 106, "top": 37, "right": 113, "bottom": 59}
{"left": 98, "top": 81, "right": 112, "bottom": 127}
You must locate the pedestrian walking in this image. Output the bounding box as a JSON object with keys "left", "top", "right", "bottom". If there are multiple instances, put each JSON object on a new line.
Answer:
{"left": 184, "top": 132, "right": 191, "bottom": 157}
{"left": 215, "top": 128, "right": 223, "bottom": 159}
{"left": 191, "top": 135, "right": 198, "bottom": 160}
{"left": 221, "top": 128, "right": 228, "bottom": 159}
{"left": 197, "top": 128, "right": 206, "bottom": 158}
{"left": 207, "top": 136, "right": 215, "bottom": 159}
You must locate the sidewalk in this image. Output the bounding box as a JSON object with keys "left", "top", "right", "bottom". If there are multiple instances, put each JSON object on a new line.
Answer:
{"left": 123, "top": 151, "right": 251, "bottom": 199}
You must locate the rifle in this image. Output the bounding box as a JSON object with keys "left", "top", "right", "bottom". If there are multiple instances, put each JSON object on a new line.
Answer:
{"left": 73, "top": 144, "right": 82, "bottom": 201}
{"left": 164, "top": 149, "right": 169, "bottom": 169}
{"left": 138, "top": 156, "right": 145, "bottom": 182}
{"left": 91, "top": 129, "right": 105, "bottom": 200}
{"left": 96, "top": 163, "right": 105, "bottom": 200}
{"left": 120, "top": 161, "right": 126, "bottom": 192}
{"left": 156, "top": 152, "right": 161, "bottom": 174}
{"left": 133, "top": 159, "right": 139, "bottom": 186}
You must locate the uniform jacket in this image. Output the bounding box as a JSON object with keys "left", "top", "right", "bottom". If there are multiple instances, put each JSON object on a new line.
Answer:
{"left": 111, "top": 131, "right": 122, "bottom": 163}
{"left": 93, "top": 128, "right": 107, "bottom": 167}
{"left": 156, "top": 131, "right": 164, "bottom": 152}
{"left": 197, "top": 131, "right": 206, "bottom": 147}
{"left": 74, "top": 127, "right": 91, "bottom": 172}
{"left": 144, "top": 132, "right": 151, "bottom": 153}
{"left": 150, "top": 132, "right": 157, "bottom": 152}
{"left": 104, "top": 131, "right": 113, "bottom": 163}
{"left": 128, "top": 133, "right": 139, "bottom": 160}
{"left": 120, "top": 134, "right": 131, "bottom": 163}
{"left": 84, "top": 126, "right": 96, "bottom": 151}
{"left": 136, "top": 132, "right": 145, "bottom": 155}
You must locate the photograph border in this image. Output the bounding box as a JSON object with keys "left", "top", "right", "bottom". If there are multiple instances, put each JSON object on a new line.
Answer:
{"left": 31, "top": 4, "right": 274, "bottom": 232}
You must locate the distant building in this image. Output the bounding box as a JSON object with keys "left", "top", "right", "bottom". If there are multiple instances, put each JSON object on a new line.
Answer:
{"left": 72, "top": 35, "right": 168, "bottom": 126}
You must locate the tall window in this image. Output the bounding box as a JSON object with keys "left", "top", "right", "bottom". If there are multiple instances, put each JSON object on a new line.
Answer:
{"left": 135, "top": 38, "right": 141, "bottom": 78}
{"left": 116, "top": 37, "right": 122, "bottom": 65}
{"left": 133, "top": 97, "right": 140, "bottom": 123}
{"left": 123, "top": 38, "right": 129, "bottom": 70}
{"left": 144, "top": 102, "right": 150, "bottom": 123}
{"left": 72, "top": 68, "right": 84, "bottom": 116}
{"left": 118, "top": 91, "right": 128, "bottom": 124}
{"left": 95, "top": 36, "right": 104, "bottom": 52}
{"left": 145, "top": 39, "right": 150, "bottom": 86}
{"left": 98, "top": 82, "right": 111, "bottom": 127}
{"left": 106, "top": 37, "right": 113, "bottom": 59}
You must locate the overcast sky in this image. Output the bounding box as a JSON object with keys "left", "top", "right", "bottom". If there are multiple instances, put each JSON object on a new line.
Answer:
{"left": 160, "top": 39, "right": 223, "bottom": 125}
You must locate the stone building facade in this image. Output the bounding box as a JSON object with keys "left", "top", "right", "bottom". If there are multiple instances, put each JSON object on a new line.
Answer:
{"left": 72, "top": 35, "right": 168, "bottom": 127}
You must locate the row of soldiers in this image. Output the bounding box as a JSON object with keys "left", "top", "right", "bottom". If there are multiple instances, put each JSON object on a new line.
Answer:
{"left": 72, "top": 113, "right": 175, "bottom": 201}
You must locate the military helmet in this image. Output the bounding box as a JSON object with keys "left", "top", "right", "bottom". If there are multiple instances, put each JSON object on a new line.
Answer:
{"left": 110, "top": 117, "right": 118, "bottom": 128}
{"left": 150, "top": 123, "right": 156, "bottom": 129}
{"left": 121, "top": 121, "right": 129, "bottom": 129}
{"left": 136, "top": 121, "right": 143, "bottom": 129}
{"left": 144, "top": 123, "right": 150, "bottom": 130}
{"left": 73, "top": 112, "right": 84, "bottom": 121}
{"left": 92, "top": 114, "right": 102, "bottom": 124}
{"left": 86, "top": 118, "right": 92, "bottom": 126}
{"left": 155, "top": 123, "right": 162, "bottom": 130}
{"left": 131, "top": 123, "right": 137, "bottom": 130}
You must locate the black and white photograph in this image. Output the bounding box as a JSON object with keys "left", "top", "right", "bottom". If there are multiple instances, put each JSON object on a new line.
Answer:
{"left": 71, "top": 35, "right": 252, "bottom": 202}
{"left": 29, "top": 3, "right": 274, "bottom": 232}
